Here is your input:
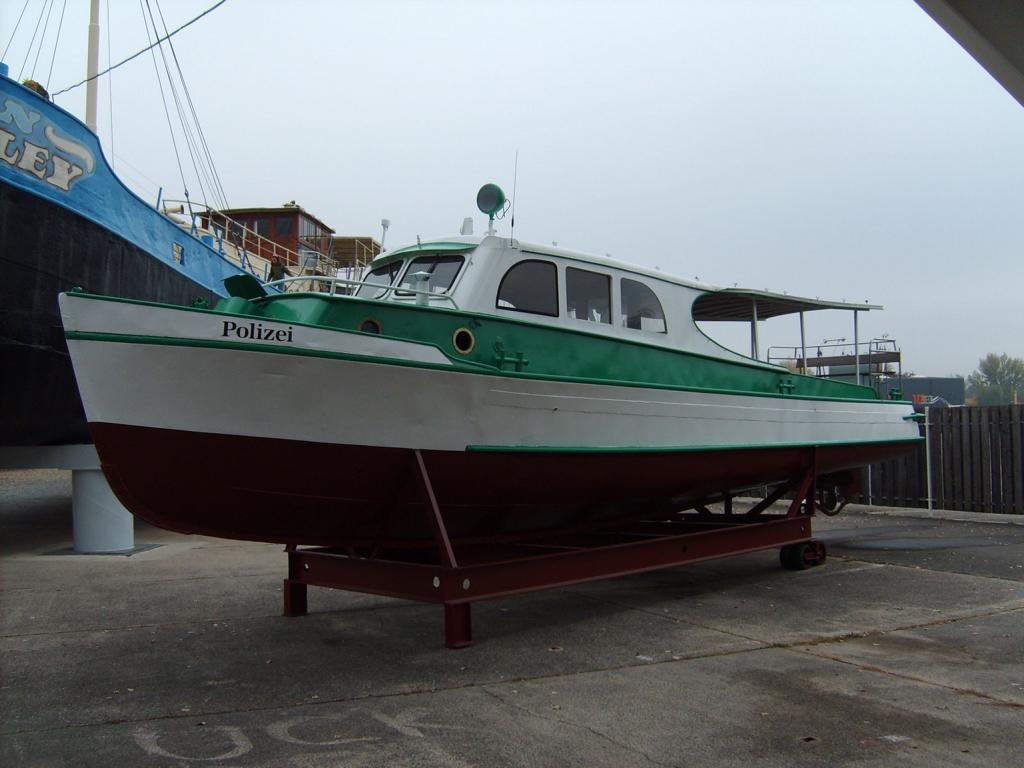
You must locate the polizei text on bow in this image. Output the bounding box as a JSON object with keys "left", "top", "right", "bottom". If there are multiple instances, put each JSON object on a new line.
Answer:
{"left": 222, "top": 320, "right": 294, "bottom": 342}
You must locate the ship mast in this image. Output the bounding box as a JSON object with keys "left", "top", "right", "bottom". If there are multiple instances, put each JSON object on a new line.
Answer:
{"left": 85, "top": 0, "right": 101, "bottom": 133}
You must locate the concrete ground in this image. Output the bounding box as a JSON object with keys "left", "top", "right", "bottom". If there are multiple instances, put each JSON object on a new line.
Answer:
{"left": 2, "top": 469, "right": 1023, "bottom": 767}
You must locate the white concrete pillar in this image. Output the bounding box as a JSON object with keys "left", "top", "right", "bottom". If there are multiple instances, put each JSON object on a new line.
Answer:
{"left": 72, "top": 469, "right": 134, "bottom": 553}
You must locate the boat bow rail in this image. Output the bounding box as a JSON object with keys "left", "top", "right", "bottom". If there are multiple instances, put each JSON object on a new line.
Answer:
{"left": 260, "top": 275, "right": 461, "bottom": 308}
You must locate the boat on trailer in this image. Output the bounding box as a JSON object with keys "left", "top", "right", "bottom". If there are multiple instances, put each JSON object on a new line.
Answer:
{"left": 60, "top": 184, "right": 921, "bottom": 644}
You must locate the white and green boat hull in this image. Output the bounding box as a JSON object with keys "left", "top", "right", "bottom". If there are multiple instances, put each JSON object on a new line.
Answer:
{"left": 60, "top": 291, "right": 920, "bottom": 545}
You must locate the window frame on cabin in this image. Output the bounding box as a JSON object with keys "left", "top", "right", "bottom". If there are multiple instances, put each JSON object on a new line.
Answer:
{"left": 495, "top": 259, "right": 560, "bottom": 317}
{"left": 566, "top": 266, "right": 612, "bottom": 325}
{"left": 396, "top": 254, "right": 465, "bottom": 295}
{"left": 355, "top": 260, "right": 404, "bottom": 299}
{"left": 620, "top": 277, "right": 668, "bottom": 334}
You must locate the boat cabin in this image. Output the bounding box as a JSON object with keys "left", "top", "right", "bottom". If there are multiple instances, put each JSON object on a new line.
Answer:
{"left": 347, "top": 236, "right": 759, "bottom": 365}
{"left": 345, "top": 235, "right": 887, "bottom": 373}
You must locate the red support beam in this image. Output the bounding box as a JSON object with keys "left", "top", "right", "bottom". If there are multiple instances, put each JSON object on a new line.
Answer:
{"left": 282, "top": 450, "right": 826, "bottom": 647}
{"left": 414, "top": 449, "right": 458, "bottom": 569}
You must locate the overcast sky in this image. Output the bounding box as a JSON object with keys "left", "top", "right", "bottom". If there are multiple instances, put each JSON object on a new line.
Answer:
{"left": 3, "top": 0, "right": 1022, "bottom": 376}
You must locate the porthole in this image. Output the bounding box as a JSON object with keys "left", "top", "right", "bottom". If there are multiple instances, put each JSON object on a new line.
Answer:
{"left": 452, "top": 327, "right": 476, "bottom": 355}
{"left": 358, "top": 317, "right": 382, "bottom": 334}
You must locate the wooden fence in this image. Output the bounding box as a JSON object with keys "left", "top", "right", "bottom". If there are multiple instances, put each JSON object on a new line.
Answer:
{"left": 854, "top": 405, "right": 1024, "bottom": 514}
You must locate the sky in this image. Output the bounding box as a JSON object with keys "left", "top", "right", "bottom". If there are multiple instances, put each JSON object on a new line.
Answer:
{"left": 3, "top": 0, "right": 1022, "bottom": 377}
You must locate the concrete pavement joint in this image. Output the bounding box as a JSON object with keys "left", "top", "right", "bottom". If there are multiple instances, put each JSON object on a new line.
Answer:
{"left": 0, "top": 642, "right": 767, "bottom": 739}
{"left": 789, "top": 647, "right": 1024, "bottom": 708}
{"left": 831, "top": 553, "right": 1024, "bottom": 586}
{"left": 0, "top": 614, "right": 284, "bottom": 643}
{"left": 32, "top": 593, "right": 1014, "bottom": 742}
{"left": 569, "top": 575, "right": 1024, "bottom": 686}
{"left": 480, "top": 686, "right": 679, "bottom": 768}
{"left": 0, "top": 596, "right": 421, "bottom": 640}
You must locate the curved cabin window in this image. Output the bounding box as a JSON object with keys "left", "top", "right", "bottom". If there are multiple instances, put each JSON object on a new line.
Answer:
{"left": 567, "top": 267, "right": 611, "bottom": 324}
{"left": 355, "top": 260, "right": 403, "bottom": 299}
{"left": 398, "top": 254, "right": 464, "bottom": 294}
{"left": 496, "top": 260, "right": 559, "bottom": 316}
{"left": 621, "top": 278, "right": 667, "bottom": 333}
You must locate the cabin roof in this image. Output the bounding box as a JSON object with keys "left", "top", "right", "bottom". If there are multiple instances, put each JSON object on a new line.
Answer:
{"left": 214, "top": 204, "right": 335, "bottom": 234}
{"left": 373, "top": 236, "right": 881, "bottom": 319}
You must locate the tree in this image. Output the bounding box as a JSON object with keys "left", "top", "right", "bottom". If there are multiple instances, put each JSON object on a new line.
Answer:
{"left": 966, "top": 353, "right": 1024, "bottom": 405}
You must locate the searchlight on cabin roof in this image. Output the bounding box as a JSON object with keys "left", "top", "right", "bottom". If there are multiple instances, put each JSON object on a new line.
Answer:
{"left": 476, "top": 183, "right": 506, "bottom": 235}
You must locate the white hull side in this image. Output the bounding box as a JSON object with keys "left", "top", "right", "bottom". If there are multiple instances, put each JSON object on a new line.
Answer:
{"left": 65, "top": 343, "right": 920, "bottom": 454}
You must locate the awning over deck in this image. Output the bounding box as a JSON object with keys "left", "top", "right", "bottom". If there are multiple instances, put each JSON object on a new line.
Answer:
{"left": 692, "top": 289, "right": 887, "bottom": 385}
{"left": 692, "top": 288, "right": 882, "bottom": 322}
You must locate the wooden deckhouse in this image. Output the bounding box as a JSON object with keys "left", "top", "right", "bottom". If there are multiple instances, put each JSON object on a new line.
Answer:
{"left": 197, "top": 202, "right": 336, "bottom": 277}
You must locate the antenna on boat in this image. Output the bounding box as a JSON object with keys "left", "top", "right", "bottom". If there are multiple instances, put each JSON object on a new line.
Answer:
{"left": 476, "top": 183, "right": 506, "bottom": 236}
{"left": 380, "top": 218, "right": 390, "bottom": 252}
{"left": 510, "top": 150, "right": 519, "bottom": 241}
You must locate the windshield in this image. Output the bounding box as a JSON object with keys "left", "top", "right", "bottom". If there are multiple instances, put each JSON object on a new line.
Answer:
{"left": 355, "top": 261, "right": 403, "bottom": 299}
{"left": 398, "top": 255, "right": 465, "bottom": 294}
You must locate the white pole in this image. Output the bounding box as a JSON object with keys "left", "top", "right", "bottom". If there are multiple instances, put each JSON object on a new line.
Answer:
{"left": 924, "top": 404, "right": 933, "bottom": 511}
{"left": 799, "top": 311, "right": 807, "bottom": 374}
{"left": 853, "top": 310, "right": 861, "bottom": 385}
{"left": 750, "top": 299, "right": 760, "bottom": 360}
{"left": 85, "top": 0, "right": 101, "bottom": 133}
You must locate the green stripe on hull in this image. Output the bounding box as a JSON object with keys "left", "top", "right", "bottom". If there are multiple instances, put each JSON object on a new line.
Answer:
{"left": 65, "top": 328, "right": 914, "bottom": 406}
{"left": 242, "top": 294, "right": 882, "bottom": 402}
{"left": 63, "top": 291, "right": 903, "bottom": 405}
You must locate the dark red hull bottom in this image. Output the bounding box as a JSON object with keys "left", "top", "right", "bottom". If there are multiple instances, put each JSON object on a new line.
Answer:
{"left": 90, "top": 422, "right": 917, "bottom": 546}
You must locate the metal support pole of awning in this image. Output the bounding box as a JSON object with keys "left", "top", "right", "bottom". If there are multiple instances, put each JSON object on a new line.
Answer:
{"left": 799, "top": 311, "right": 807, "bottom": 375}
{"left": 750, "top": 299, "right": 760, "bottom": 360}
{"left": 853, "top": 310, "right": 861, "bottom": 385}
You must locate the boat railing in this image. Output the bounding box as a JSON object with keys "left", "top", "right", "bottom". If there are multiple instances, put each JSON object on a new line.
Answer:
{"left": 768, "top": 338, "right": 901, "bottom": 376}
{"left": 335, "top": 239, "right": 377, "bottom": 274}
{"left": 263, "top": 276, "right": 460, "bottom": 309}
{"left": 161, "top": 200, "right": 339, "bottom": 278}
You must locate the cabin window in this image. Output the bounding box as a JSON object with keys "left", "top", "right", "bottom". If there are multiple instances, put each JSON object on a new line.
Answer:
{"left": 566, "top": 267, "right": 611, "bottom": 324}
{"left": 355, "top": 261, "right": 403, "bottom": 299}
{"left": 620, "top": 278, "right": 667, "bottom": 333}
{"left": 276, "top": 216, "right": 294, "bottom": 236}
{"left": 399, "top": 254, "right": 464, "bottom": 294}
{"left": 253, "top": 217, "right": 271, "bottom": 237}
{"left": 496, "top": 260, "right": 558, "bottom": 316}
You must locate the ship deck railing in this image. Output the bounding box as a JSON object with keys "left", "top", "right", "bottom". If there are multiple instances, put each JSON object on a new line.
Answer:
{"left": 161, "top": 200, "right": 341, "bottom": 278}
{"left": 263, "top": 275, "right": 461, "bottom": 309}
{"left": 768, "top": 339, "right": 902, "bottom": 376}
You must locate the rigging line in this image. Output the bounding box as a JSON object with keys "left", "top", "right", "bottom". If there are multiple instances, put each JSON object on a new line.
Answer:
{"left": 2, "top": 0, "right": 32, "bottom": 60}
{"left": 147, "top": 7, "right": 217, "bottom": 210}
{"left": 154, "top": 0, "right": 229, "bottom": 209}
{"left": 103, "top": 0, "right": 112, "bottom": 164}
{"left": 139, "top": 0, "right": 189, "bottom": 211}
{"left": 143, "top": 0, "right": 209, "bottom": 208}
{"left": 44, "top": 0, "right": 67, "bottom": 91}
{"left": 17, "top": 0, "right": 49, "bottom": 81}
{"left": 146, "top": 0, "right": 218, "bottom": 210}
{"left": 30, "top": 0, "right": 55, "bottom": 80}
{"left": 111, "top": 152, "right": 164, "bottom": 191}
{"left": 51, "top": 0, "right": 228, "bottom": 97}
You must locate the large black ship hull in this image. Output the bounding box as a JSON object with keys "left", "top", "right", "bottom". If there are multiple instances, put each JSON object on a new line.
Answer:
{"left": 0, "top": 182, "right": 217, "bottom": 445}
